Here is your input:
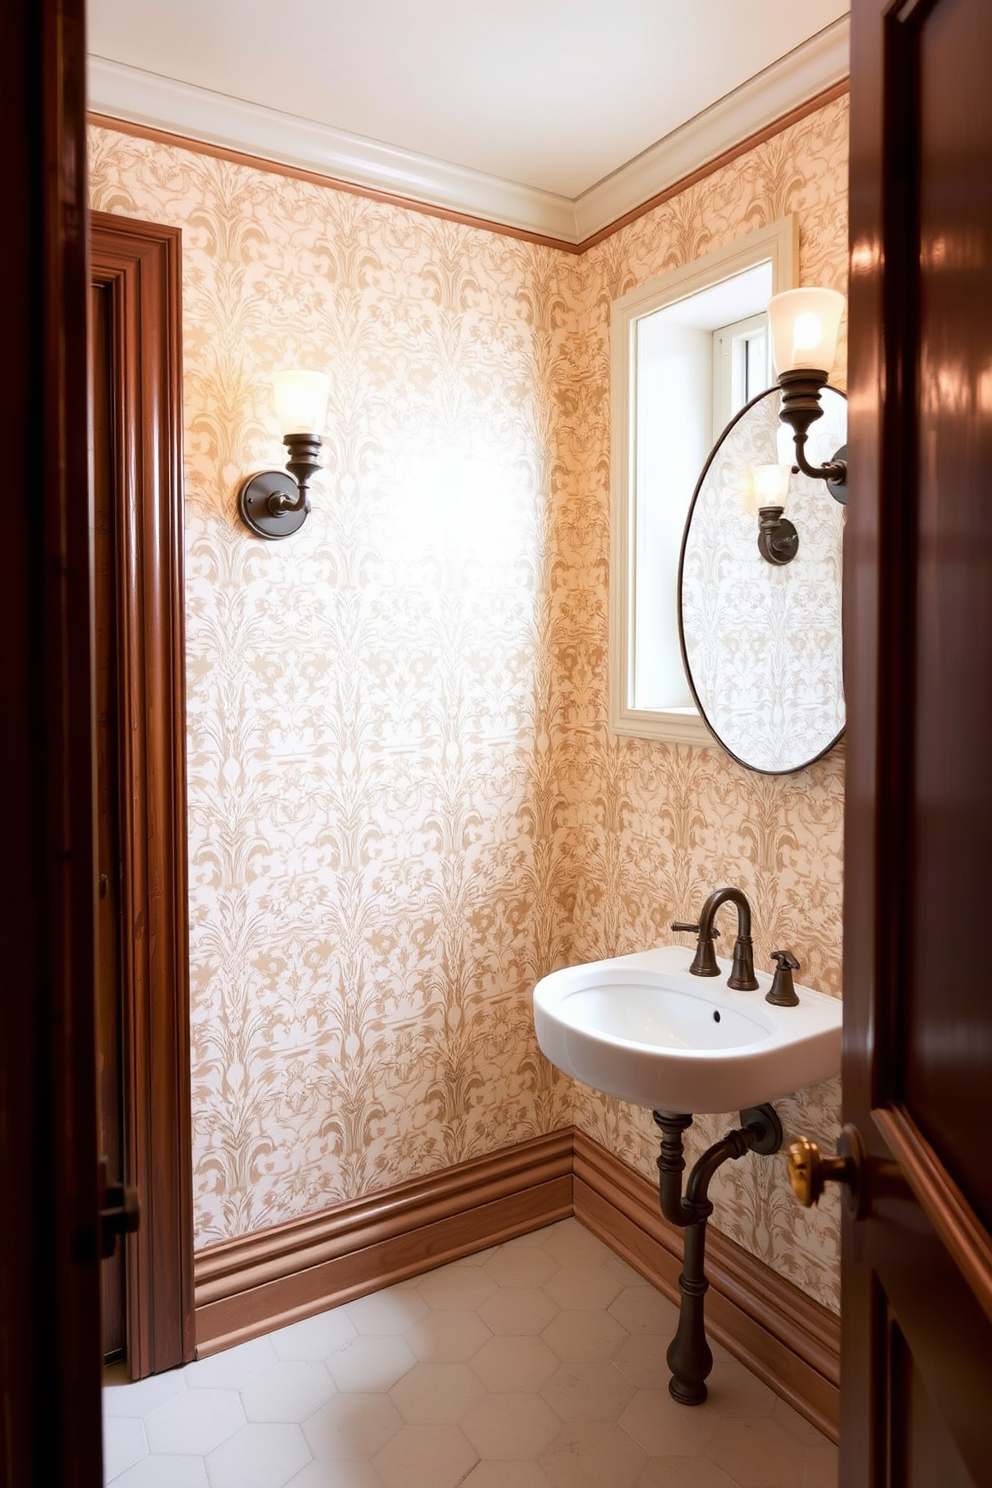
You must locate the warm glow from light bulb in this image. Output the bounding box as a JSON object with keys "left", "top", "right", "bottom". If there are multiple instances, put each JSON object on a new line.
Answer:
{"left": 768, "top": 288, "right": 845, "bottom": 375}
{"left": 792, "top": 312, "right": 823, "bottom": 352}
{"left": 273, "top": 370, "right": 330, "bottom": 437}
{"left": 743, "top": 464, "right": 791, "bottom": 517}
{"left": 751, "top": 463, "right": 791, "bottom": 506}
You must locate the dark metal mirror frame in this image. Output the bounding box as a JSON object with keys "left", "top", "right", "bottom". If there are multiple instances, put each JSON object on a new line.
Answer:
{"left": 676, "top": 383, "right": 847, "bottom": 776}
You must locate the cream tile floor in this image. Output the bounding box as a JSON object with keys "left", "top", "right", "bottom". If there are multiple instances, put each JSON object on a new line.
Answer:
{"left": 103, "top": 1220, "right": 837, "bottom": 1488}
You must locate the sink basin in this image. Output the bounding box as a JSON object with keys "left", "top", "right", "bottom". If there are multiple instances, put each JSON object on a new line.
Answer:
{"left": 533, "top": 944, "right": 842, "bottom": 1114}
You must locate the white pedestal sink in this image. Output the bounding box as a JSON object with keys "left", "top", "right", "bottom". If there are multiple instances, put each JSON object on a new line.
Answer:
{"left": 533, "top": 944, "right": 842, "bottom": 1114}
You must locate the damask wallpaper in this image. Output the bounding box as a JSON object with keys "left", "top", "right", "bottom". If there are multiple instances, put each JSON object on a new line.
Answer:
{"left": 557, "top": 97, "right": 849, "bottom": 1310}
{"left": 88, "top": 92, "right": 848, "bottom": 1311}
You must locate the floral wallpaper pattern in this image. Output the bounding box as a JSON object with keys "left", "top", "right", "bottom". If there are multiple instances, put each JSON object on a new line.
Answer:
{"left": 88, "top": 93, "right": 848, "bottom": 1311}
{"left": 559, "top": 97, "right": 849, "bottom": 1310}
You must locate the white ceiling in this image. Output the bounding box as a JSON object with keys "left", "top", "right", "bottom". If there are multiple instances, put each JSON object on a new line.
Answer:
{"left": 87, "top": 0, "right": 850, "bottom": 240}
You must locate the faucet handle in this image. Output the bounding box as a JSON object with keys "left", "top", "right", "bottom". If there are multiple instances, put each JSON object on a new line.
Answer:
{"left": 767, "top": 950, "right": 801, "bottom": 1006}
{"left": 671, "top": 921, "right": 719, "bottom": 937}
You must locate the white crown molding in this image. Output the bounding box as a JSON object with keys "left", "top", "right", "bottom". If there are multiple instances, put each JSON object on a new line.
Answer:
{"left": 88, "top": 17, "right": 849, "bottom": 248}
{"left": 87, "top": 56, "right": 578, "bottom": 241}
{"left": 573, "top": 17, "right": 850, "bottom": 243}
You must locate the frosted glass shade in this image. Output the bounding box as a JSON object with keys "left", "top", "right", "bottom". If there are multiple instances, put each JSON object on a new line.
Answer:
{"left": 273, "top": 370, "right": 329, "bottom": 436}
{"left": 751, "top": 463, "right": 791, "bottom": 508}
{"left": 768, "top": 288, "right": 845, "bottom": 375}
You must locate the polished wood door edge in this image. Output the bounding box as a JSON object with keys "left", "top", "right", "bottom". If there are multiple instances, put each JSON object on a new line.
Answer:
{"left": 193, "top": 1131, "right": 574, "bottom": 1354}
{"left": 874, "top": 1105, "right": 992, "bottom": 1326}
{"left": 572, "top": 1130, "right": 840, "bottom": 1441}
{"left": 90, "top": 81, "right": 847, "bottom": 258}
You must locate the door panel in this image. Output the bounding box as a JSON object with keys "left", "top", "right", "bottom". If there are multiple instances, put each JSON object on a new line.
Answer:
{"left": 891, "top": 1324, "right": 974, "bottom": 1488}
{"left": 905, "top": 0, "right": 992, "bottom": 1230}
{"left": 845, "top": 0, "right": 992, "bottom": 1481}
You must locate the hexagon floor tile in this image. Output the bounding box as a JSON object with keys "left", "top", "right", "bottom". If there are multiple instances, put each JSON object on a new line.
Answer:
{"left": 102, "top": 1219, "right": 837, "bottom": 1487}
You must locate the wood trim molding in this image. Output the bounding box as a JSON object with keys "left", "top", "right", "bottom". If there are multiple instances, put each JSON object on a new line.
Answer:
{"left": 87, "top": 112, "right": 579, "bottom": 254}
{"left": 874, "top": 1105, "right": 992, "bottom": 1327}
{"left": 194, "top": 1130, "right": 574, "bottom": 1356}
{"left": 194, "top": 1126, "right": 839, "bottom": 1442}
{"left": 87, "top": 19, "right": 849, "bottom": 252}
{"left": 91, "top": 212, "right": 194, "bottom": 1377}
{"left": 572, "top": 1132, "right": 840, "bottom": 1442}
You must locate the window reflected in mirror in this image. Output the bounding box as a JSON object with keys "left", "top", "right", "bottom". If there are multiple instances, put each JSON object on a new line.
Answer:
{"left": 610, "top": 217, "right": 798, "bottom": 745}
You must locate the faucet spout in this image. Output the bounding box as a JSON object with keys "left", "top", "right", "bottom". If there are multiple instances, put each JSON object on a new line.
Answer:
{"left": 694, "top": 886, "right": 759, "bottom": 991}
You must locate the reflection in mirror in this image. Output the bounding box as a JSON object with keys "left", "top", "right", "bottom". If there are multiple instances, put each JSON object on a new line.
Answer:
{"left": 609, "top": 216, "right": 798, "bottom": 746}
{"left": 678, "top": 386, "right": 846, "bottom": 775}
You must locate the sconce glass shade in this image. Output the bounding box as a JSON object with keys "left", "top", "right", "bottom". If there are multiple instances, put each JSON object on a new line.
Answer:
{"left": 273, "top": 370, "right": 330, "bottom": 436}
{"left": 768, "top": 288, "right": 845, "bottom": 375}
{"left": 751, "top": 463, "right": 791, "bottom": 508}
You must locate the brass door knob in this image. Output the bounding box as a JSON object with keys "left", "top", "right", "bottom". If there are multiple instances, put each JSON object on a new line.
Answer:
{"left": 786, "top": 1125, "right": 867, "bottom": 1217}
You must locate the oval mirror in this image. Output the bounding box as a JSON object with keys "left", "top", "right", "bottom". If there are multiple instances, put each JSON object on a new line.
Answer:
{"left": 677, "top": 385, "right": 846, "bottom": 774}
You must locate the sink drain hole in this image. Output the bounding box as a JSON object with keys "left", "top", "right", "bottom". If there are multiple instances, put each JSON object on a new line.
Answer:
{"left": 712, "top": 1010, "right": 721, "bottom": 1022}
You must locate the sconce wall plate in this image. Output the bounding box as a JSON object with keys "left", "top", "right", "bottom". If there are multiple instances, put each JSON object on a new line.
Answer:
{"left": 757, "top": 507, "right": 800, "bottom": 566}
{"left": 238, "top": 431, "right": 323, "bottom": 540}
{"left": 238, "top": 467, "right": 310, "bottom": 540}
{"left": 825, "top": 443, "right": 848, "bottom": 505}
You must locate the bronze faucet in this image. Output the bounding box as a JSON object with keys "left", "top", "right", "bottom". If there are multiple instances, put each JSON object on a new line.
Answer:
{"left": 672, "top": 886, "right": 759, "bottom": 990}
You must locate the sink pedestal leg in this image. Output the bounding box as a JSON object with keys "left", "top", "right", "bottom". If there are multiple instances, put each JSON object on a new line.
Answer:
{"left": 653, "top": 1105, "right": 783, "bottom": 1405}
{"left": 667, "top": 1221, "right": 712, "bottom": 1404}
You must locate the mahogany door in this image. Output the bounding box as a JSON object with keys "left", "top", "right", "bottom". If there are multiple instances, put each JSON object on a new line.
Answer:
{"left": 1, "top": 0, "right": 104, "bottom": 1483}
{"left": 842, "top": 0, "right": 992, "bottom": 1481}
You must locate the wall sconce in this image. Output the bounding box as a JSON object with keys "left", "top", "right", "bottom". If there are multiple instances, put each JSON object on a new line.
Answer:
{"left": 238, "top": 370, "right": 330, "bottom": 539}
{"left": 767, "top": 288, "right": 848, "bottom": 503}
{"left": 750, "top": 463, "right": 799, "bottom": 566}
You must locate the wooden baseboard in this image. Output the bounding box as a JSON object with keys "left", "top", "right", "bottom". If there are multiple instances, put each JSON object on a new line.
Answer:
{"left": 193, "top": 1126, "right": 840, "bottom": 1444}
{"left": 194, "top": 1130, "right": 573, "bottom": 1355}
{"left": 572, "top": 1130, "right": 840, "bottom": 1442}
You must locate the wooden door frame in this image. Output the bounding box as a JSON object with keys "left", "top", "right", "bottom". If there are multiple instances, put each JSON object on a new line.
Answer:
{"left": 91, "top": 211, "right": 194, "bottom": 1376}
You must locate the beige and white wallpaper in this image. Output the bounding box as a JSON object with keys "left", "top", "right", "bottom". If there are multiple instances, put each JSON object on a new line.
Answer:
{"left": 89, "top": 93, "right": 848, "bottom": 1311}
{"left": 561, "top": 98, "right": 849, "bottom": 1307}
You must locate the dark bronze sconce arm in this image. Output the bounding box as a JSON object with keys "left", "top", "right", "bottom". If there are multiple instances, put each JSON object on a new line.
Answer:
{"left": 238, "top": 431, "right": 323, "bottom": 539}
{"left": 777, "top": 367, "right": 848, "bottom": 504}
{"left": 277, "top": 432, "right": 323, "bottom": 509}
{"left": 790, "top": 432, "right": 847, "bottom": 487}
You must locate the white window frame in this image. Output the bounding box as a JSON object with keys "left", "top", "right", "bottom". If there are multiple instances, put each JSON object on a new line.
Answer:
{"left": 609, "top": 216, "right": 798, "bottom": 745}
{"left": 712, "top": 311, "right": 771, "bottom": 437}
